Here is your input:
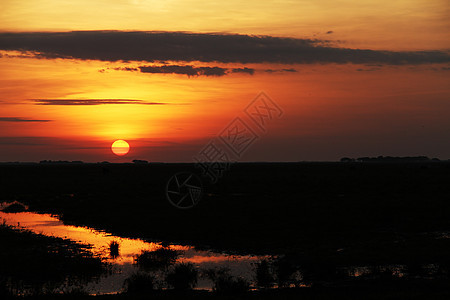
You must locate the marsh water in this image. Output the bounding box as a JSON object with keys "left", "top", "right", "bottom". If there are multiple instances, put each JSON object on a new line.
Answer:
{"left": 0, "top": 203, "right": 269, "bottom": 294}
{"left": 1, "top": 202, "right": 422, "bottom": 294}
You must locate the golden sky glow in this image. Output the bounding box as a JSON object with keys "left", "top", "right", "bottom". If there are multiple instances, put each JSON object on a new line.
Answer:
{"left": 1, "top": 0, "right": 449, "bottom": 50}
{"left": 0, "top": 0, "right": 449, "bottom": 162}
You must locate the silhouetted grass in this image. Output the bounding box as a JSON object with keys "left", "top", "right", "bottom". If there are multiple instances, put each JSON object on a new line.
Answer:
{"left": 0, "top": 223, "right": 106, "bottom": 296}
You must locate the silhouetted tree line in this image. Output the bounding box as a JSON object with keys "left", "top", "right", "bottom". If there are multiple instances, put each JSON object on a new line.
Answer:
{"left": 39, "top": 160, "right": 84, "bottom": 164}
{"left": 132, "top": 160, "right": 149, "bottom": 164}
{"left": 340, "top": 156, "right": 441, "bottom": 163}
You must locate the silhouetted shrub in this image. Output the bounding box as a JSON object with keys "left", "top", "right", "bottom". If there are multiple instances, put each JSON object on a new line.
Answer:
{"left": 123, "top": 273, "right": 154, "bottom": 294}
{"left": 0, "top": 224, "right": 105, "bottom": 296}
{"left": 368, "top": 266, "right": 396, "bottom": 281}
{"left": 2, "top": 203, "right": 26, "bottom": 213}
{"left": 255, "top": 260, "right": 275, "bottom": 288}
{"left": 203, "top": 267, "right": 250, "bottom": 295}
{"left": 274, "top": 257, "right": 301, "bottom": 288}
{"left": 0, "top": 277, "right": 10, "bottom": 297}
{"left": 135, "top": 247, "right": 179, "bottom": 270}
{"left": 406, "top": 264, "right": 427, "bottom": 278}
{"left": 60, "top": 287, "right": 89, "bottom": 296}
{"left": 166, "top": 263, "right": 198, "bottom": 290}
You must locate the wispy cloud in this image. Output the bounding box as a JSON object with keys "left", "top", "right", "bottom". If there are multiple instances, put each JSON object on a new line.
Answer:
{"left": 32, "top": 99, "right": 168, "bottom": 106}
{"left": 0, "top": 117, "right": 52, "bottom": 122}
{"left": 265, "top": 68, "right": 298, "bottom": 73}
{"left": 0, "top": 31, "right": 448, "bottom": 65}
{"left": 231, "top": 67, "right": 255, "bottom": 75}
{"left": 113, "top": 64, "right": 255, "bottom": 76}
{"left": 139, "top": 65, "right": 227, "bottom": 76}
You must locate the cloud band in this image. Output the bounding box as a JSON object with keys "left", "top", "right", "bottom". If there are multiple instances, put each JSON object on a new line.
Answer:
{"left": 0, "top": 31, "right": 448, "bottom": 65}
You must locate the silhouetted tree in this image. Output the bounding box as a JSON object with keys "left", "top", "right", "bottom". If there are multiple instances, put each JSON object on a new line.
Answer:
{"left": 132, "top": 160, "right": 148, "bottom": 164}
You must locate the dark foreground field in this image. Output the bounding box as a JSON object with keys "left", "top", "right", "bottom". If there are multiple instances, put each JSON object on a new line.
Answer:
{"left": 1, "top": 162, "right": 450, "bottom": 298}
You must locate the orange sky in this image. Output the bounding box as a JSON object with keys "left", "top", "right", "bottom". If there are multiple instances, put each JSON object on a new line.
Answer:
{"left": 0, "top": 0, "right": 449, "bottom": 162}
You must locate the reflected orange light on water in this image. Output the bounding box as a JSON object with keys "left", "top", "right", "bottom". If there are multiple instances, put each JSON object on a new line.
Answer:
{"left": 179, "top": 255, "right": 261, "bottom": 264}
{"left": 0, "top": 211, "right": 161, "bottom": 264}
{"left": 0, "top": 210, "right": 266, "bottom": 268}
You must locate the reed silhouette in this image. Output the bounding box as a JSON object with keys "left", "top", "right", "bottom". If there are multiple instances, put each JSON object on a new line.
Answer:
{"left": 108, "top": 241, "right": 120, "bottom": 258}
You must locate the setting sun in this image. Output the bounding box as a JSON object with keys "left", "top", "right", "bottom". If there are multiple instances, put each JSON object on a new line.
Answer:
{"left": 111, "top": 140, "right": 130, "bottom": 156}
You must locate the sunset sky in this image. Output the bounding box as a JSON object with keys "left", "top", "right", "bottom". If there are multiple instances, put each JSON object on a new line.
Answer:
{"left": 0, "top": 0, "right": 449, "bottom": 162}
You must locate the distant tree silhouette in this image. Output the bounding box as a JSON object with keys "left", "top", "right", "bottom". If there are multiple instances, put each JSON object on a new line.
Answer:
{"left": 340, "top": 157, "right": 355, "bottom": 163}
{"left": 39, "top": 160, "right": 84, "bottom": 164}
{"left": 355, "top": 156, "right": 432, "bottom": 162}
{"left": 132, "top": 160, "right": 149, "bottom": 164}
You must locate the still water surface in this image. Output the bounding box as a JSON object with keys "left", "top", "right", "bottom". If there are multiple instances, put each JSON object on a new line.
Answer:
{"left": 0, "top": 205, "right": 268, "bottom": 294}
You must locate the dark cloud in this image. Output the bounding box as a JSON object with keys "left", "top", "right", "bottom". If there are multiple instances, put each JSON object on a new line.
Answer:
{"left": 265, "top": 68, "right": 298, "bottom": 73}
{"left": 326, "top": 31, "right": 334, "bottom": 34}
{"left": 0, "top": 31, "right": 449, "bottom": 65}
{"left": 115, "top": 64, "right": 252, "bottom": 76}
{"left": 356, "top": 68, "right": 380, "bottom": 72}
{"left": 113, "top": 67, "right": 139, "bottom": 72}
{"left": 231, "top": 67, "right": 255, "bottom": 75}
{"left": 199, "top": 66, "right": 227, "bottom": 76}
{"left": 139, "top": 65, "right": 227, "bottom": 76}
{"left": 33, "top": 99, "right": 167, "bottom": 106}
{"left": 0, "top": 117, "right": 52, "bottom": 122}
